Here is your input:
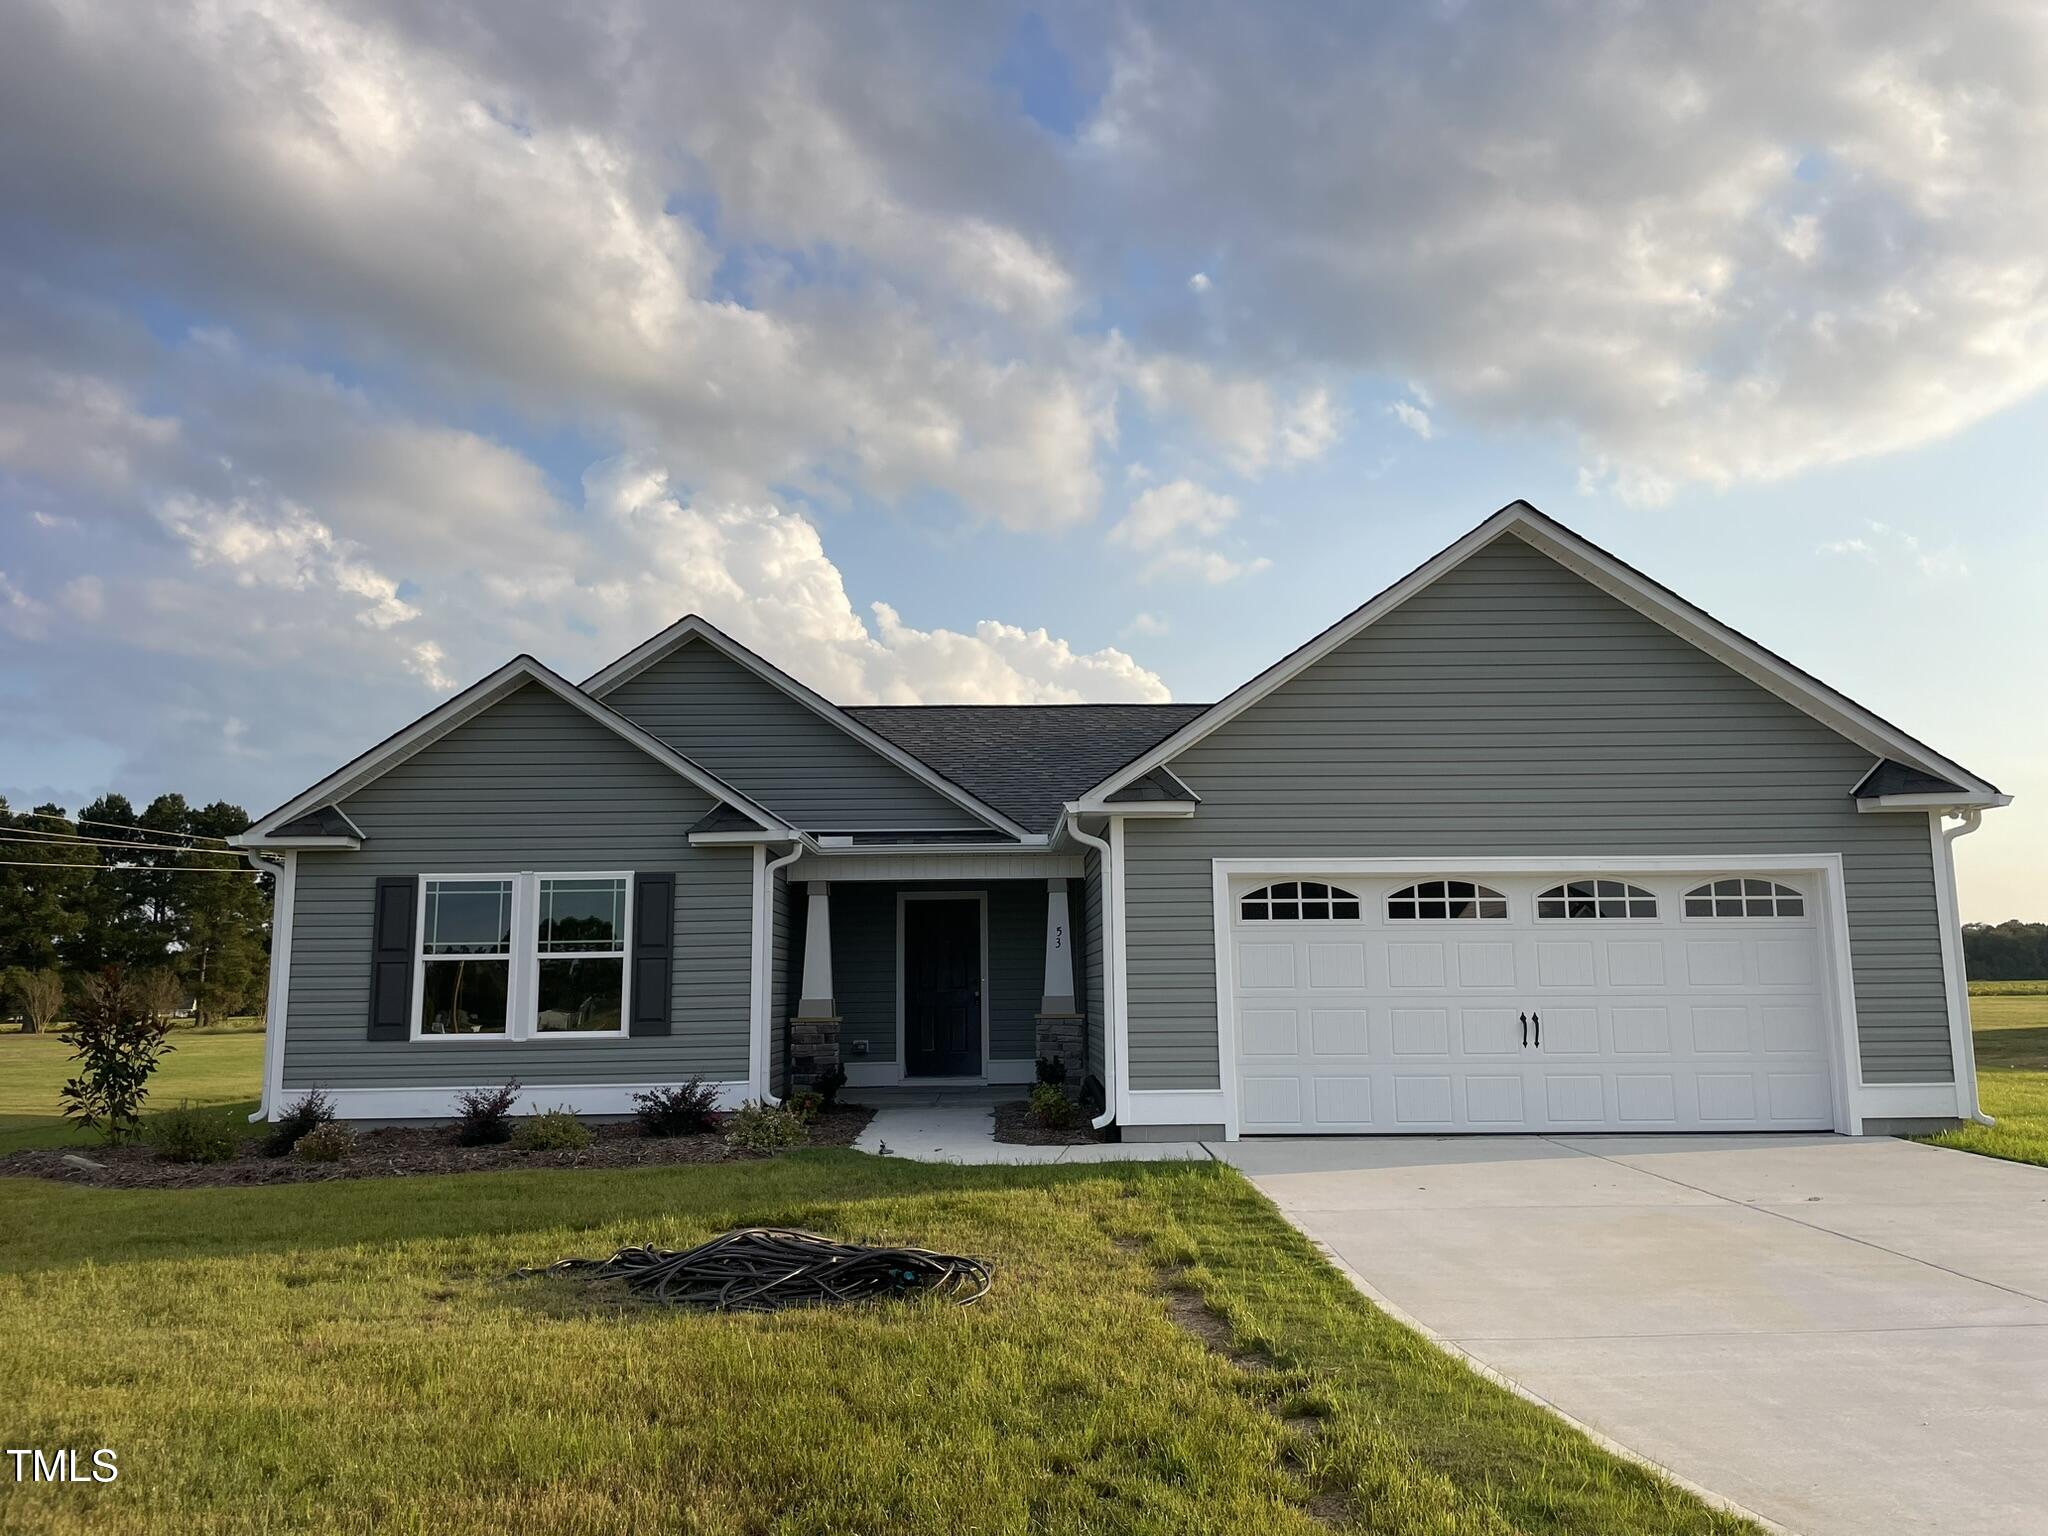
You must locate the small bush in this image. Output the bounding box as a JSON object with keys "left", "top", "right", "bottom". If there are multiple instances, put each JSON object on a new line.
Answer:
{"left": 513, "top": 1108, "right": 593, "bottom": 1152}
{"left": 1035, "top": 1055, "right": 1069, "bottom": 1086}
{"left": 632, "top": 1078, "right": 720, "bottom": 1137}
{"left": 454, "top": 1081, "right": 521, "bottom": 1145}
{"left": 786, "top": 1089, "right": 824, "bottom": 1121}
{"left": 59, "top": 968, "right": 175, "bottom": 1144}
{"left": 148, "top": 1102, "right": 241, "bottom": 1164}
{"left": 723, "top": 1099, "right": 808, "bottom": 1154}
{"left": 263, "top": 1089, "right": 336, "bottom": 1158}
{"left": 812, "top": 1064, "right": 848, "bottom": 1108}
{"left": 1028, "top": 1083, "right": 1077, "bottom": 1130}
{"left": 292, "top": 1122, "right": 356, "bottom": 1163}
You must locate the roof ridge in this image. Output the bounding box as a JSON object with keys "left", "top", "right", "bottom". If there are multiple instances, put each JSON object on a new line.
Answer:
{"left": 844, "top": 701, "right": 1211, "bottom": 712}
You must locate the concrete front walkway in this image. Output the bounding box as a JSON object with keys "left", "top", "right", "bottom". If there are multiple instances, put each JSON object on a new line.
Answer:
{"left": 1216, "top": 1134, "right": 2048, "bottom": 1536}
{"left": 850, "top": 1086, "right": 1211, "bottom": 1164}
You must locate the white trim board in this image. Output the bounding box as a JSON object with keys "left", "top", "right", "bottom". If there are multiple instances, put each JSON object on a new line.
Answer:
{"left": 1079, "top": 502, "right": 2000, "bottom": 805}
{"left": 581, "top": 617, "right": 1031, "bottom": 841}
{"left": 236, "top": 655, "right": 791, "bottom": 847}
{"left": 788, "top": 853, "right": 1084, "bottom": 882}
{"left": 894, "top": 890, "right": 993, "bottom": 1079}
{"left": 300, "top": 1081, "right": 756, "bottom": 1122}
{"left": 1204, "top": 854, "right": 1870, "bottom": 1141}
{"left": 250, "top": 850, "right": 296, "bottom": 1121}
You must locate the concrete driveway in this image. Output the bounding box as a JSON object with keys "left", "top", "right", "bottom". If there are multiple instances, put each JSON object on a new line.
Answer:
{"left": 1214, "top": 1134, "right": 2048, "bottom": 1536}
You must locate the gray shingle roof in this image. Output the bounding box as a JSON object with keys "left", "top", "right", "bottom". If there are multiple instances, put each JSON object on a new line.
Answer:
{"left": 1854, "top": 758, "right": 1967, "bottom": 798}
{"left": 844, "top": 703, "right": 1210, "bottom": 834}
{"left": 270, "top": 805, "right": 360, "bottom": 839}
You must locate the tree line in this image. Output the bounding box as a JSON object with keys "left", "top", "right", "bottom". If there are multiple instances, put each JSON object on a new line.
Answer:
{"left": 0, "top": 793, "right": 272, "bottom": 1031}
{"left": 1963, "top": 920, "right": 2048, "bottom": 982}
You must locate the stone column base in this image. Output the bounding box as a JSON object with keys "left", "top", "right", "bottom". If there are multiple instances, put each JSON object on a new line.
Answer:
{"left": 1034, "top": 1011, "right": 1085, "bottom": 1091}
{"left": 789, "top": 1014, "right": 842, "bottom": 1091}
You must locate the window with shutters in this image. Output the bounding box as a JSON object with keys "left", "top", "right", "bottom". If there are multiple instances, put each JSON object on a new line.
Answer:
{"left": 1385, "top": 880, "right": 1508, "bottom": 920}
{"left": 414, "top": 871, "right": 633, "bottom": 1040}
{"left": 1239, "top": 881, "right": 1363, "bottom": 921}
{"left": 1683, "top": 878, "right": 1805, "bottom": 918}
{"left": 1535, "top": 879, "right": 1657, "bottom": 920}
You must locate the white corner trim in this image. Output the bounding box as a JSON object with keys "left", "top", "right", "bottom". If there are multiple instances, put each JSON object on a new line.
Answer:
{"left": 251, "top": 850, "right": 295, "bottom": 1122}
{"left": 241, "top": 655, "right": 791, "bottom": 845}
{"left": 581, "top": 616, "right": 1032, "bottom": 841}
{"left": 1206, "top": 854, "right": 1866, "bottom": 1137}
{"left": 1928, "top": 810, "right": 1985, "bottom": 1122}
{"left": 1109, "top": 816, "right": 1133, "bottom": 1129}
{"left": 309, "top": 1081, "right": 756, "bottom": 1121}
{"left": 755, "top": 842, "right": 804, "bottom": 1104}
{"left": 1078, "top": 502, "right": 1997, "bottom": 804}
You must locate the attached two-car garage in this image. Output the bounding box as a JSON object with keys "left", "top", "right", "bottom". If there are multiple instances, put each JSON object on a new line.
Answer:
{"left": 1225, "top": 866, "right": 1841, "bottom": 1135}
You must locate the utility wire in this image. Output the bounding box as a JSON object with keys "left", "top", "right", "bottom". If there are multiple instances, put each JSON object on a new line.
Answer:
{"left": 0, "top": 828, "right": 245, "bottom": 858}
{"left": 6, "top": 811, "right": 238, "bottom": 847}
{"left": 0, "top": 859, "right": 264, "bottom": 875}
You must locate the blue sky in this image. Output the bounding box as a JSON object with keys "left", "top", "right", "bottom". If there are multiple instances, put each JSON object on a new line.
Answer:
{"left": 0, "top": 1, "right": 2043, "bottom": 918}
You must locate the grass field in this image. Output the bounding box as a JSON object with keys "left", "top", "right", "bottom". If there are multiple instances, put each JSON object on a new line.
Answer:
{"left": 0, "top": 1025, "right": 264, "bottom": 1154}
{"left": 0, "top": 1153, "right": 1755, "bottom": 1535}
{"left": 1922, "top": 992, "right": 2048, "bottom": 1168}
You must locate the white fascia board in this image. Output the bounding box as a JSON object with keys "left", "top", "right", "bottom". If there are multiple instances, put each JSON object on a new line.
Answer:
{"left": 581, "top": 615, "right": 1033, "bottom": 841}
{"left": 244, "top": 656, "right": 792, "bottom": 843}
{"left": 1856, "top": 793, "right": 2013, "bottom": 813}
{"left": 1076, "top": 501, "right": 1999, "bottom": 803}
{"left": 690, "top": 828, "right": 811, "bottom": 847}
{"left": 229, "top": 832, "right": 362, "bottom": 851}
{"left": 1062, "top": 803, "right": 1196, "bottom": 819}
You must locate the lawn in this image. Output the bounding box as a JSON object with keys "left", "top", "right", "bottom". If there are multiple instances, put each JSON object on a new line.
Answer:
{"left": 0, "top": 1023, "right": 266, "bottom": 1154}
{"left": 0, "top": 1154, "right": 1756, "bottom": 1535}
{"left": 1922, "top": 991, "right": 2048, "bottom": 1168}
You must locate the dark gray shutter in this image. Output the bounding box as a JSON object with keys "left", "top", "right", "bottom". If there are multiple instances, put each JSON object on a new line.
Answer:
{"left": 630, "top": 874, "right": 675, "bottom": 1036}
{"left": 368, "top": 876, "right": 416, "bottom": 1040}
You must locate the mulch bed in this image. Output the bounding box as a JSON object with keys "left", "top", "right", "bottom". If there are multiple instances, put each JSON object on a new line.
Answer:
{"left": 0, "top": 1104, "right": 875, "bottom": 1190}
{"left": 991, "top": 1099, "right": 1108, "bottom": 1146}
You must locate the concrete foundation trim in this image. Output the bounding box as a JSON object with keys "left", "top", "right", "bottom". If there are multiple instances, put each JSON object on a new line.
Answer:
{"left": 310, "top": 1082, "right": 755, "bottom": 1120}
{"left": 1121, "top": 1123, "right": 1224, "bottom": 1143}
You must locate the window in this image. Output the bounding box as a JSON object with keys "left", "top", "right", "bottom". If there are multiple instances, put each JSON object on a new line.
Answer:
{"left": 416, "top": 872, "right": 632, "bottom": 1039}
{"left": 1386, "top": 881, "right": 1507, "bottom": 920}
{"left": 419, "top": 878, "right": 514, "bottom": 1035}
{"left": 1683, "top": 878, "right": 1804, "bottom": 918}
{"left": 1240, "top": 881, "right": 1362, "bottom": 921}
{"left": 1536, "top": 879, "right": 1657, "bottom": 920}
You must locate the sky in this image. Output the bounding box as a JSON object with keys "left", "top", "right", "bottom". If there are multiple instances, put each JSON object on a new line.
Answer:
{"left": 0, "top": 1, "right": 2043, "bottom": 920}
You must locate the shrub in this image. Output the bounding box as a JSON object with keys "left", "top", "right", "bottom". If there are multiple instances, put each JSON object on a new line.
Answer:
{"left": 453, "top": 1080, "right": 521, "bottom": 1146}
{"left": 812, "top": 1064, "right": 848, "bottom": 1108}
{"left": 59, "top": 968, "right": 175, "bottom": 1144}
{"left": 723, "top": 1099, "right": 808, "bottom": 1154}
{"left": 786, "top": 1090, "right": 824, "bottom": 1122}
{"left": 263, "top": 1089, "right": 336, "bottom": 1158}
{"left": 1028, "top": 1083, "right": 1077, "bottom": 1130}
{"left": 513, "top": 1108, "right": 593, "bottom": 1152}
{"left": 632, "top": 1078, "right": 720, "bottom": 1137}
{"left": 292, "top": 1122, "right": 356, "bottom": 1163}
{"left": 1035, "top": 1055, "right": 1069, "bottom": 1087}
{"left": 148, "top": 1101, "right": 241, "bottom": 1163}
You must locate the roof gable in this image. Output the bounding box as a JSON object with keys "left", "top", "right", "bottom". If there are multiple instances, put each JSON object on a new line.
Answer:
{"left": 236, "top": 657, "right": 790, "bottom": 848}
{"left": 1077, "top": 501, "right": 2000, "bottom": 805}
{"left": 584, "top": 617, "right": 1031, "bottom": 839}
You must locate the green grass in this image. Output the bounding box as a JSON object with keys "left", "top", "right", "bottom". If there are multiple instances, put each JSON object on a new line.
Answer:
{"left": 0, "top": 1154, "right": 1756, "bottom": 1535}
{"left": 1921, "top": 993, "right": 2048, "bottom": 1169}
{"left": 0, "top": 1024, "right": 265, "bottom": 1153}
{"left": 1967, "top": 979, "right": 2048, "bottom": 996}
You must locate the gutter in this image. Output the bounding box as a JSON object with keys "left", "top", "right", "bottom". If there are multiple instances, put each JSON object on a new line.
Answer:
{"left": 1063, "top": 819, "right": 1120, "bottom": 1132}
{"left": 756, "top": 841, "right": 806, "bottom": 1106}
{"left": 240, "top": 848, "right": 290, "bottom": 1122}
{"left": 1942, "top": 808, "right": 1995, "bottom": 1126}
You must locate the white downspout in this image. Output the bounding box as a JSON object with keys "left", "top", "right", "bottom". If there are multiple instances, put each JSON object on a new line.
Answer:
{"left": 240, "top": 847, "right": 291, "bottom": 1122}
{"left": 1066, "top": 820, "right": 1120, "bottom": 1132}
{"left": 1940, "top": 809, "right": 1994, "bottom": 1126}
{"left": 755, "top": 842, "right": 805, "bottom": 1106}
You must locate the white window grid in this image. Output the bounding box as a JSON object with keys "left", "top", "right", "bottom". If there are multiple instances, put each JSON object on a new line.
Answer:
{"left": 412, "top": 871, "right": 634, "bottom": 1041}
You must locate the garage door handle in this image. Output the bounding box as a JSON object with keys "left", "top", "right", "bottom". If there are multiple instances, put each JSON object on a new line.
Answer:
{"left": 1519, "top": 1011, "right": 1528, "bottom": 1047}
{"left": 1532, "top": 1012, "right": 1541, "bottom": 1049}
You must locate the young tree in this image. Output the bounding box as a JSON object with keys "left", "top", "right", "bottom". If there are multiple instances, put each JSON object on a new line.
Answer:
{"left": 11, "top": 968, "right": 66, "bottom": 1034}
{"left": 59, "top": 968, "right": 176, "bottom": 1144}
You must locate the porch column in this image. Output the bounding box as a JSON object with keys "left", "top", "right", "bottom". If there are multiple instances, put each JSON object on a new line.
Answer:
{"left": 791, "top": 880, "right": 841, "bottom": 1090}
{"left": 1034, "top": 877, "right": 1084, "bottom": 1086}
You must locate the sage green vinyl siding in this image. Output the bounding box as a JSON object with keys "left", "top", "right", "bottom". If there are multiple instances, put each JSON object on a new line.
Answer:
{"left": 283, "top": 681, "right": 755, "bottom": 1090}
{"left": 1082, "top": 850, "right": 1106, "bottom": 1084}
{"left": 602, "top": 639, "right": 985, "bottom": 832}
{"left": 821, "top": 882, "right": 1045, "bottom": 1068}
{"left": 1122, "top": 532, "right": 1952, "bottom": 1091}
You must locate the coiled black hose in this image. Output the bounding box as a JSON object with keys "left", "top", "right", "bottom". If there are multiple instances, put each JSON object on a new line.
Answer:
{"left": 512, "top": 1226, "right": 992, "bottom": 1312}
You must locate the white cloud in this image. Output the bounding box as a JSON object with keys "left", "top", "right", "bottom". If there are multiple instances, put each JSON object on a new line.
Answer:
{"left": 1188, "top": 272, "right": 1211, "bottom": 293}
{"left": 1388, "top": 399, "right": 1434, "bottom": 441}
{"left": 57, "top": 574, "right": 103, "bottom": 621}
{"left": 0, "top": 569, "right": 48, "bottom": 640}
{"left": 1108, "top": 479, "right": 1270, "bottom": 585}
{"left": 1818, "top": 521, "right": 1969, "bottom": 581}
{"left": 1123, "top": 611, "right": 1170, "bottom": 638}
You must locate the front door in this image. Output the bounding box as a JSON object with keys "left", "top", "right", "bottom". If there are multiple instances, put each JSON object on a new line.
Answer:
{"left": 904, "top": 897, "right": 983, "bottom": 1077}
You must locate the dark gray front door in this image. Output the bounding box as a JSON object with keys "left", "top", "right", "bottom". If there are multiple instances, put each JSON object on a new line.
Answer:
{"left": 904, "top": 898, "right": 982, "bottom": 1077}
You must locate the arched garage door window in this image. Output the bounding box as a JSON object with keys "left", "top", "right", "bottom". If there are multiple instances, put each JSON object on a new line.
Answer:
{"left": 1239, "top": 881, "right": 1363, "bottom": 921}
{"left": 1684, "top": 878, "right": 1805, "bottom": 918}
{"left": 1536, "top": 879, "right": 1657, "bottom": 919}
{"left": 1386, "top": 881, "right": 1508, "bottom": 920}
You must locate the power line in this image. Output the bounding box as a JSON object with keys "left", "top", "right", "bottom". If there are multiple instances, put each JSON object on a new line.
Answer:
{"left": 0, "top": 860, "right": 264, "bottom": 875}
{"left": 0, "top": 828, "right": 245, "bottom": 859}
{"left": 6, "top": 811, "right": 238, "bottom": 847}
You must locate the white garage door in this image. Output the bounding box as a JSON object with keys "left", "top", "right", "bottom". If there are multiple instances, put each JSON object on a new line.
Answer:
{"left": 1230, "top": 872, "right": 1837, "bottom": 1134}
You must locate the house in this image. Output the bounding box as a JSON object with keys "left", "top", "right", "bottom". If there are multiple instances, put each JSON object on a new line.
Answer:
{"left": 230, "top": 502, "right": 2008, "bottom": 1141}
